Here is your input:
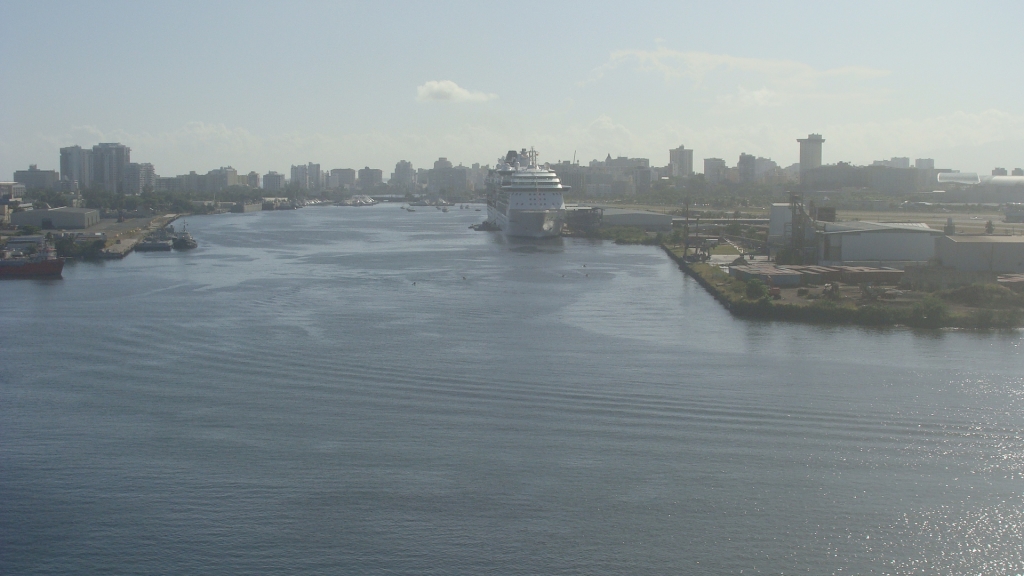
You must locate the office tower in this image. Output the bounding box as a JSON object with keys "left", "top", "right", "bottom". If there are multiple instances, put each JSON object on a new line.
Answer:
{"left": 92, "top": 143, "right": 131, "bottom": 193}
{"left": 390, "top": 160, "right": 416, "bottom": 188}
{"left": 703, "top": 158, "right": 727, "bottom": 183}
{"left": 669, "top": 145, "right": 694, "bottom": 177}
{"left": 124, "top": 163, "right": 156, "bottom": 195}
{"left": 60, "top": 145, "right": 93, "bottom": 188}
{"left": 328, "top": 168, "right": 356, "bottom": 189}
{"left": 263, "top": 171, "right": 286, "bottom": 191}
{"left": 737, "top": 153, "right": 756, "bottom": 183}
{"left": 357, "top": 167, "right": 383, "bottom": 189}
{"left": 797, "top": 133, "right": 824, "bottom": 183}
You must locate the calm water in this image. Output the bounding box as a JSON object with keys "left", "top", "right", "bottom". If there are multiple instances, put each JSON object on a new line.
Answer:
{"left": 2, "top": 205, "right": 1023, "bottom": 574}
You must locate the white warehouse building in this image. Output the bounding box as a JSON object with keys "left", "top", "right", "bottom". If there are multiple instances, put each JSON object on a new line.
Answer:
{"left": 10, "top": 207, "right": 100, "bottom": 229}
{"left": 817, "top": 221, "right": 942, "bottom": 266}
{"left": 936, "top": 235, "right": 1024, "bottom": 273}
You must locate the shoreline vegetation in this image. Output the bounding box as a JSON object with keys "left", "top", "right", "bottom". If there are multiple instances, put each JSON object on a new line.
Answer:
{"left": 658, "top": 244, "right": 1024, "bottom": 330}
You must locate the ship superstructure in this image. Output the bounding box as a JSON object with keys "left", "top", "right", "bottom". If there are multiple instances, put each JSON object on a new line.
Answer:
{"left": 486, "top": 148, "right": 567, "bottom": 238}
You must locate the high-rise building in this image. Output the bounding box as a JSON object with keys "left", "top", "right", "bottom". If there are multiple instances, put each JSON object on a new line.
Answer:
{"left": 155, "top": 176, "right": 179, "bottom": 193}
{"left": 993, "top": 167, "right": 1008, "bottom": 176}
{"left": 124, "top": 163, "right": 156, "bottom": 195}
{"left": 754, "top": 157, "right": 781, "bottom": 183}
{"left": 390, "top": 160, "right": 416, "bottom": 188}
{"left": 633, "top": 166, "right": 654, "bottom": 194}
{"left": 13, "top": 165, "right": 59, "bottom": 190}
{"left": 290, "top": 163, "right": 322, "bottom": 190}
{"left": 551, "top": 161, "right": 587, "bottom": 196}
{"left": 669, "top": 145, "right": 694, "bottom": 177}
{"left": 247, "top": 171, "right": 260, "bottom": 188}
{"left": 914, "top": 158, "right": 935, "bottom": 170}
{"left": 92, "top": 143, "right": 131, "bottom": 193}
{"left": 205, "top": 167, "right": 238, "bottom": 193}
{"left": 60, "top": 145, "right": 93, "bottom": 188}
{"left": 737, "top": 153, "right": 756, "bottom": 183}
{"left": 176, "top": 171, "right": 204, "bottom": 192}
{"left": 428, "top": 158, "right": 469, "bottom": 197}
{"left": 290, "top": 164, "right": 306, "bottom": 189}
{"left": 357, "top": 167, "right": 383, "bottom": 189}
{"left": 308, "top": 163, "right": 321, "bottom": 190}
{"left": 263, "top": 171, "right": 286, "bottom": 191}
{"left": 797, "top": 133, "right": 824, "bottom": 183}
{"left": 328, "top": 168, "right": 356, "bottom": 189}
{"left": 703, "top": 158, "right": 728, "bottom": 183}
{"left": 1013, "top": 168, "right": 1024, "bottom": 177}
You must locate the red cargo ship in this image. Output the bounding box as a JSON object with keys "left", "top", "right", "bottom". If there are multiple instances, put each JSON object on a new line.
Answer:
{"left": 0, "top": 246, "right": 65, "bottom": 278}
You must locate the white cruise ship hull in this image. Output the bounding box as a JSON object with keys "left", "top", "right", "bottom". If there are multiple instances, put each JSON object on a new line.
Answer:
{"left": 505, "top": 209, "right": 564, "bottom": 238}
{"left": 488, "top": 205, "right": 565, "bottom": 238}
{"left": 485, "top": 151, "right": 567, "bottom": 238}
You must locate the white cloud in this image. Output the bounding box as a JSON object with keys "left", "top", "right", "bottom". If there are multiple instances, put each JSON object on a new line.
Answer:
{"left": 415, "top": 80, "right": 497, "bottom": 103}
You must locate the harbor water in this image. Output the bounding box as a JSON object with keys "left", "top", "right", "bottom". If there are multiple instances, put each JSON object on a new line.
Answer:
{"left": 2, "top": 205, "right": 1023, "bottom": 574}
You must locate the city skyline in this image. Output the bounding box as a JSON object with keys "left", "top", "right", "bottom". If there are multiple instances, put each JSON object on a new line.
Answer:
{"left": 3, "top": 1, "right": 1024, "bottom": 178}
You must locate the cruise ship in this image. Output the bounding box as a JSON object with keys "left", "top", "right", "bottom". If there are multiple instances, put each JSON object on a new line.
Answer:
{"left": 485, "top": 148, "right": 567, "bottom": 238}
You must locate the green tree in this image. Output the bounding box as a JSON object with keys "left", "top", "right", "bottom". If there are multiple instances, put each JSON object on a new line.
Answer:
{"left": 745, "top": 279, "right": 769, "bottom": 300}
{"left": 985, "top": 220, "right": 995, "bottom": 234}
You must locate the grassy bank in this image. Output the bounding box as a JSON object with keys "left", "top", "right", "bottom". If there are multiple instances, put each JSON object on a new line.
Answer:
{"left": 662, "top": 245, "right": 1023, "bottom": 329}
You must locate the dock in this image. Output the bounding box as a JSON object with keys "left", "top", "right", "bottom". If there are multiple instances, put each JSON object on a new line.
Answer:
{"left": 98, "top": 213, "right": 180, "bottom": 259}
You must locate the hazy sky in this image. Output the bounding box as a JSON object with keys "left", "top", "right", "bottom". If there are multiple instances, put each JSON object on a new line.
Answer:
{"left": 2, "top": 1, "right": 1023, "bottom": 179}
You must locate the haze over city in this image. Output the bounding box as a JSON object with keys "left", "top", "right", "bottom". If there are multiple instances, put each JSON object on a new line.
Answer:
{"left": 9, "top": 2, "right": 1024, "bottom": 574}
{"left": 3, "top": 0, "right": 1024, "bottom": 178}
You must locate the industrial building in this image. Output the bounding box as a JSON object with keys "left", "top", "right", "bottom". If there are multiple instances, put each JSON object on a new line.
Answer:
{"left": 818, "top": 221, "right": 941, "bottom": 265}
{"left": 10, "top": 207, "right": 100, "bottom": 229}
{"left": 936, "top": 235, "right": 1024, "bottom": 273}
{"left": 768, "top": 203, "right": 794, "bottom": 244}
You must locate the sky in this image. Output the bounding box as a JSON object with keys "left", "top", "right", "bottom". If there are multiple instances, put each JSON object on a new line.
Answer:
{"left": 2, "top": 0, "right": 1024, "bottom": 180}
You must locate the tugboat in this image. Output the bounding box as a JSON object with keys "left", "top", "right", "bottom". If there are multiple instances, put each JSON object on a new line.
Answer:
{"left": 172, "top": 225, "right": 197, "bottom": 250}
